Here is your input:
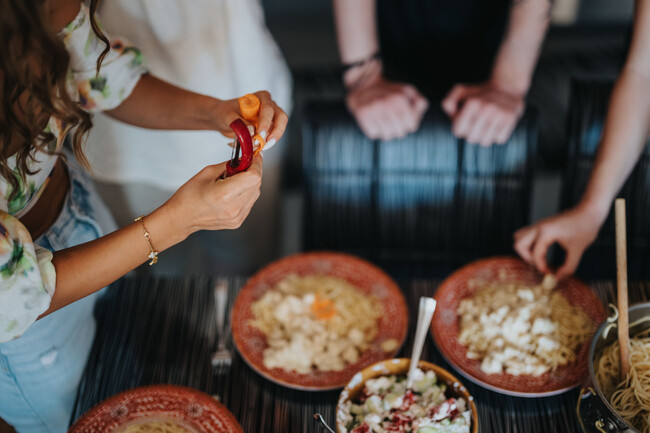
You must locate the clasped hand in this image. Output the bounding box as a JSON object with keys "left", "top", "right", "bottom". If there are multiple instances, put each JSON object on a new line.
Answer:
{"left": 442, "top": 81, "right": 525, "bottom": 146}
{"left": 346, "top": 75, "right": 429, "bottom": 141}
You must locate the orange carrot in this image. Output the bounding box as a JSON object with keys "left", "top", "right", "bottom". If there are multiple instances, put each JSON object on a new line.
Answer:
{"left": 238, "top": 94, "right": 261, "bottom": 123}
{"left": 253, "top": 134, "right": 266, "bottom": 156}
{"left": 311, "top": 294, "right": 337, "bottom": 320}
{"left": 238, "top": 94, "right": 267, "bottom": 155}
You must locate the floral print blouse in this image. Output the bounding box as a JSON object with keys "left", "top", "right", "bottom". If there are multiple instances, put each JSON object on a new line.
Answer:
{"left": 0, "top": 4, "right": 146, "bottom": 342}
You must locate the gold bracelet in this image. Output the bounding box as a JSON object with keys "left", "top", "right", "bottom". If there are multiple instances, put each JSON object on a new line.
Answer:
{"left": 134, "top": 215, "right": 158, "bottom": 265}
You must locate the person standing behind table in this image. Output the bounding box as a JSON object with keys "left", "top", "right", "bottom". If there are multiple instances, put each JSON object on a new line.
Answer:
{"left": 514, "top": 0, "right": 650, "bottom": 278}
{"left": 0, "top": 0, "right": 286, "bottom": 431}
{"left": 333, "top": 0, "right": 550, "bottom": 145}
{"left": 85, "top": 0, "right": 293, "bottom": 274}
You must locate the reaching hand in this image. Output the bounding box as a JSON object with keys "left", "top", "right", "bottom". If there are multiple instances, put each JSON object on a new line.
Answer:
{"left": 164, "top": 154, "right": 264, "bottom": 237}
{"left": 214, "top": 91, "right": 288, "bottom": 150}
{"left": 442, "top": 82, "right": 525, "bottom": 146}
{"left": 513, "top": 206, "right": 605, "bottom": 279}
{"left": 346, "top": 75, "right": 429, "bottom": 141}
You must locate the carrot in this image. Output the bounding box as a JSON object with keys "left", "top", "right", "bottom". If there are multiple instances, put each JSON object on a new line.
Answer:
{"left": 238, "top": 94, "right": 267, "bottom": 155}
{"left": 311, "top": 294, "right": 337, "bottom": 320}
{"left": 238, "top": 94, "right": 261, "bottom": 123}
{"left": 253, "top": 134, "right": 266, "bottom": 156}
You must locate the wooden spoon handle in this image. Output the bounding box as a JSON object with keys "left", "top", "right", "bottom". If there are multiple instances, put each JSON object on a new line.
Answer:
{"left": 615, "top": 198, "right": 630, "bottom": 380}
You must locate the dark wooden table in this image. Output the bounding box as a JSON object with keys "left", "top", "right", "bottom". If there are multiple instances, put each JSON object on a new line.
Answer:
{"left": 70, "top": 277, "right": 650, "bottom": 433}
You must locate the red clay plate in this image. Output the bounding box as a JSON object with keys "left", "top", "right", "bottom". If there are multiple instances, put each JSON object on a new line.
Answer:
{"left": 68, "top": 385, "right": 242, "bottom": 433}
{"left": 231, "top": 252, "right": 409, "bottom": 391}
{"left": 431, "top": 256, "right": 607, "bottom": 397}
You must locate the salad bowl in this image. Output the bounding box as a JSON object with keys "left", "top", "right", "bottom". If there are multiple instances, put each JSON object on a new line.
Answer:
{"left": 336, "top": 358, "right": 478, "bottom": 433}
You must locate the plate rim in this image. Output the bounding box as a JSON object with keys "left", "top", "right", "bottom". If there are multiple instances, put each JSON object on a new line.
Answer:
{"left": 68, "top": 384, "right": 243, "bottom": 432}
{"left": 431, "top": 255, "right": 606, "bottom": 397}
{"left": 231, "top": 251, "right": 409, "bottom": 391}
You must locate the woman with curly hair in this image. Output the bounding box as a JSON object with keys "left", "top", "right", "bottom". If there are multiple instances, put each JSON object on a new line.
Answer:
{"left": 0, "top": 0, "right": 287, "bottom": 431}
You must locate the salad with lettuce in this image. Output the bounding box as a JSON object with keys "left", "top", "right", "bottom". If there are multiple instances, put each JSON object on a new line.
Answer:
{"left": 338, "top": 368, "right": 472, "bottom": 433}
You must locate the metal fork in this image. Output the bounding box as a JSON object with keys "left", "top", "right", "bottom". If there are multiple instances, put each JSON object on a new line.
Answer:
{"left": 313, "top": 414, "right": 336, "bottom": 433}
{"left": 211, "top": 280, "right": 232, "bottom": 373}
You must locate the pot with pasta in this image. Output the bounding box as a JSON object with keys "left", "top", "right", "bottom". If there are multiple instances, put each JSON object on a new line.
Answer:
{"left": 578, "top": 302, "right": 650, "bottom": 433}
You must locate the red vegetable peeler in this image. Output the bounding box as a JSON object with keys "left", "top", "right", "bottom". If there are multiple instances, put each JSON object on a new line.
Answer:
{"left": 224, "top": 118, "right": 254, "bottom": 178}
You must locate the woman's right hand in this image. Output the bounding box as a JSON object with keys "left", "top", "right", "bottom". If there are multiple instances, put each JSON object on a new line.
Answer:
{"left": 163, "top": 154, "right": 263, "bottom": 239}
{"left": 513, "top": 205, "right": 606, "bottom": 278}
{"left": 346, "top": 75, "right": 429, "bottom": 141}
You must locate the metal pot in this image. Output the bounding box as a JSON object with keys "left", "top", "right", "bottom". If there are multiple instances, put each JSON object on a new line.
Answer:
{"left": 578, "top": 302, "right": 650, "bottom": 433}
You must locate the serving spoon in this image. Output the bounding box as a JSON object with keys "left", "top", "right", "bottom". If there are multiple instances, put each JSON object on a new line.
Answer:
{"left": 615, "top": 198, "right": 631, "bottom": 379}
{"left": 406, "top": 297, "right": 438, "bottom": 389}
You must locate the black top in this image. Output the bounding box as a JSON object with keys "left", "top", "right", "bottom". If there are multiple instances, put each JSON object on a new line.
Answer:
{"left": 377, "top": 0, "right": 510, "bottom": 98}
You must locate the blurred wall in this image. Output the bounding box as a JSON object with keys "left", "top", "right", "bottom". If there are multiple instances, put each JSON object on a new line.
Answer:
{"left": 577, "top": 0, "right": 634, "bottom": 23}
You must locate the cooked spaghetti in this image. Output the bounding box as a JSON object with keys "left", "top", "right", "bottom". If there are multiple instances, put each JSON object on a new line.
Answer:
{"left": 457, "top": 274, "right": 593, "bottom": 376}
{"left": 595, "top": 328, "right": 650, "bottom": 433}
{"left": 250, "top": 274, "right": 393, "bottom": 373}
{"left": 119, "top": 421, "right": 192, "bottom": 433}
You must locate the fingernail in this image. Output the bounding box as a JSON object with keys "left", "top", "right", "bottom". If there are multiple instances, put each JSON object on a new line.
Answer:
{"left": 247, "top": 125, "right": 255, "bottom": 136}
{"left": 260, "top": 130, "right": 268, "bottom": 141}
{"left": 265, "top": 138, "right": 277, "bottom": 149}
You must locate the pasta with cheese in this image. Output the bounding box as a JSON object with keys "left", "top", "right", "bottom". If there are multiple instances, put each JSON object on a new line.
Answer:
{"left": 457, "top": 273, "right": 593, "bottom": 376}
{"left": 251, "top": 274, "right": 393, "bottom": 374}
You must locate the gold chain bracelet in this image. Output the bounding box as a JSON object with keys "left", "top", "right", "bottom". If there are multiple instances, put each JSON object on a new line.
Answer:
{"left": 134, "top": 215, "right": 158, "bottom": 265}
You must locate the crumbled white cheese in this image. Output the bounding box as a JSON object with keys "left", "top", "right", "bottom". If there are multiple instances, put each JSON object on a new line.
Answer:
{"left": 532, "top": 318, "right": 556, "bottom": 335}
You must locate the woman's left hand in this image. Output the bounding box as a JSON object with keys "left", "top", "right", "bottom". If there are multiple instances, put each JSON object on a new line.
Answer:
{"left": 442, "top": 82, "right": 525, "bottom": 146}
{"left": 213, "top": 91, "right": 288, "bottom": 150}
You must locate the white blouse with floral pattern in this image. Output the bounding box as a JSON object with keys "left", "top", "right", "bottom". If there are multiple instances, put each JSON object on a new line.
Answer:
{"left": 0, "top": 4, "right": 146, "bottom": 342}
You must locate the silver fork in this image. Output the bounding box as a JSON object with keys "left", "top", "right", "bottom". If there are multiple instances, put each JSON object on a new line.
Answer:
{"left": 211, "top": 280, "right": 232, "bottom": 373}
{"left": 313, "top": 414, "right": 336, "bottom": 433}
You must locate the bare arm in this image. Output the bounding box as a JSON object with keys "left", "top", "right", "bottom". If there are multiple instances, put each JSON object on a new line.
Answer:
{"left": 514, "top": 0, "right": 650, "bottom": 277}
{"left": 333, "top": 0, "right": 378, "bottom": 65}
{"left": 333, "top": 0, "right": 428, "bottom": 141}
{"left": 42, "top": 157, "right": 263, "bottom": 317}
{"left": 106, "top": 77, "right": 287, "bottom": 146}
{"left": 491, "top": 0, "right": 551, "bottom": 96}
{"left": 578, "top": 4, "right": 650, "bottom": 217}
{"left": 442, "top": 0, "right": 550, "bottom": 146}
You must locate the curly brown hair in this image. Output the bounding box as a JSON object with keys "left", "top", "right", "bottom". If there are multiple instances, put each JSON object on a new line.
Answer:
{"left": 0, "top": 0, "right": 109, "bottom": 201}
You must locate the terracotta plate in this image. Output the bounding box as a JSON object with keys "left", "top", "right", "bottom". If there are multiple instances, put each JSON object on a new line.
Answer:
{"left": 231, "top": 252, "right": 409, "bottom": 391}
{"left": 68, "top": 385, "right": 242, "bottom": 433}
{"left": 432, "top": 256, "right": 607, "bottom": 397}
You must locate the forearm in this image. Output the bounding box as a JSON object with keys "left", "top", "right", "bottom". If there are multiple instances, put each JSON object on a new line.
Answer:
{"left": 43, "top": 205, "right": 188, "bottom": 316}
{"left": 578, "top": 68, "right": 650, "bottom": 218}
{"left": 105, "top": 74, "right": 221, "bottom": 130}
{"left": 333, "top": 0, "right": 378, "bottom": 63}
{"left": 577, "top": 0, "right": 650, "bottom": 219}
{"left": 490, "top": 0, "right": 551, "bottom": 94}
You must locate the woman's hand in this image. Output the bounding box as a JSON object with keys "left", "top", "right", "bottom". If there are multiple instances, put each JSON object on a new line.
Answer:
{"left": 162, "top": 154, "right": 264, "bottom": 239}
{"left": 212, "top": 91, "right": 288, "bottom": 151}
{"left": 346, "top": 75, "right": 429, "bottom": 141}
{"left": 442, "top": 82, "right": 525, "bottom": 146}
{"left": 513, "top": 204, "right": 607, "bottom": 279}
